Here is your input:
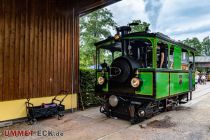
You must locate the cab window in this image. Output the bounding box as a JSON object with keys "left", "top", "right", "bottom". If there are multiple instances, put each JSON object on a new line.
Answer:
{"left": 157, "top": 42, "right": 168, "bottom": 68}
{"left": 181, "top": 49, "right": 189, "bottom": 70}
{"left": 169, "top": 46, "right": 174, "bottom": 69}
{"left": 128, "top": 38, "right": 153, "bottom": 68}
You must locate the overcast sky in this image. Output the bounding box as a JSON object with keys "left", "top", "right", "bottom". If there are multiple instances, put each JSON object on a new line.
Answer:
{"left": 107, "top": 0, "right": 210, "bottom": 41}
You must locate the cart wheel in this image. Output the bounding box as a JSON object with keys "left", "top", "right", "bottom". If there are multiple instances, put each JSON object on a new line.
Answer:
{"left": 58, "top": 114, "right": 64, "bottom": 120}
{"left": 27, "top": 120, "right": 33, "bottom": 125}
{"left": 27, "top": 118, "right": 37, "bottom": 125}
{"left": 32, "top": 119, "right": 37, "bottom": 125}
{"left": 27, "top": 116, "right": 33, "bottom": 125}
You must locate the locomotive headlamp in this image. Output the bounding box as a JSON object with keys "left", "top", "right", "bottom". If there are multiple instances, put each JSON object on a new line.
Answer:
{"left": 109, "top": 95, "right": 118, "bottom": 107}
{"left": 131, "top": 77, "right": 140, "bottom": 88}
{"left": 98, "top": 77, "right": 105, "bottom": 85}
{"left": 138, "top": 110, "right": 145, "bottom": 117}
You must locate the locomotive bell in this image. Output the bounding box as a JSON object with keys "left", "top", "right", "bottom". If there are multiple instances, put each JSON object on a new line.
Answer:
{"left": 109, "top": 95, "right": 118, "bottom": 107}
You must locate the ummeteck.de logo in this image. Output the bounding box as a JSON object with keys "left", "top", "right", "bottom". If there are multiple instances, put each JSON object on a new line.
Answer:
{"left": 3, "top": 130, "right": 33, "bottom": 137}
{"left": 2, "top": 130, "right": 64, "bottom": 137}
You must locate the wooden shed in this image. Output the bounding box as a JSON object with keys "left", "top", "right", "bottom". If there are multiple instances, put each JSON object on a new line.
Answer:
{"left": 0, "top": 0, "right": 119, "bottom": 122}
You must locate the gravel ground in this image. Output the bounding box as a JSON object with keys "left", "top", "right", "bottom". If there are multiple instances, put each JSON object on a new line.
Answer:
{"left": 0, "top": 82, "right": 210, "bottom": 140}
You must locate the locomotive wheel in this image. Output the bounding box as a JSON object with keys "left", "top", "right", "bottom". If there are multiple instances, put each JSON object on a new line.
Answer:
{"left": 165, "top": 98, "right": 179, "bottom": 111}
{"left": 100, "top": 104, "right": 110, "bottom": 117}
{"left": 132, "top": 101, "right": 159, "bottom": 124}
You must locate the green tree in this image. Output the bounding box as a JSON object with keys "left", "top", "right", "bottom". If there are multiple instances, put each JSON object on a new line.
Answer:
{"left": 80, "top": 8, "right": 117, "bottom": 68}
{"left": 130, "top": 19, "right": 150, "bottom": 33}
{"left": 182, "top": 37, "right": 203, "bottom": 56}
{"left": 202, "top": 36, "right": 210, "bottom": 56}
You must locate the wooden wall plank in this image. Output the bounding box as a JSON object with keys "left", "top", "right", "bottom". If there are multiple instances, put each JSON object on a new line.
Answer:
{"left": 42, "top": 7, "right": 47, "bottom": 97}
{"left": 64, "top": 17, "right": 68, "bottom": 90}
{"left": 57, "top": 16, "right": 61, "bottom": 93}
{"left": 0, "top": 0, "right": 4, "bottom": 101}
{"left": 73, "top": 11, "right": 80, "bottom": 93}
{"left": 66, "top": 15, "right": 71, "bottom": 92}
{"left": 3, "top": 0, "right": 12, "bottom": 100}
{"left": 60, "top": 16, "right": 65, "bottom": 89}
{"left": 14, "top": 0, "right": 21, "bottom": 99}
{"left": 46, "top": 1, "right": 50, "bottom": 96}
{"left": 29, "top": 0, "right": 35, "bottom": 98}
{"left": 50, "top": 4, "right": 54, "bottom": 96}
{"left": 68, "top": 16, "right": 72, "bottom": 92}
{"left": 24, "top": 0, "right": 30, "bottom": 99}
{"left": 69, "top": 13, "right": 73, "bottom": 93}
{"left": 33, "top": 0, "right": 38, "bottom": 98}
{"left": 53, "top": 15, "right": 58, "bottom": 94}
{"left": 37, "top": 5, "right": 43, "bottom": 98}
{"left": 19, "top": 0, "right": 26, "bottom": 99}
{"left": 9, "top": 0, "right": 16, "bottom": 100}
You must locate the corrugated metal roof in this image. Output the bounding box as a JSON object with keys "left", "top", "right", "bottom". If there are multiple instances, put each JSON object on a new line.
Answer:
{"left": 190, "top": 56, "right": 210, "bottom": 63}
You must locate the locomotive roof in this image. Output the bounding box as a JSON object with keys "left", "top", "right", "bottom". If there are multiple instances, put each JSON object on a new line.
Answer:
{"left": 95, "top": 32, "right": 196, "bottom": 52}
{"left": 124, "top": 32, "right": 196, "bottom": 52}
{"left": 95, "top": 37, "right": 122, "bottom": 52}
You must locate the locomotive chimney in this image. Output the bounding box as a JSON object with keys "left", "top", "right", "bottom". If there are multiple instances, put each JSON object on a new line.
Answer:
{"left": 116, "top": 26, "right": 131, "bottom": 56}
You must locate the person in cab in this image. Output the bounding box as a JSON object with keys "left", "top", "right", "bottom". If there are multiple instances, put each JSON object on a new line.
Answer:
{"left": 158, "top": 43, "right": 168, "bottom": 68}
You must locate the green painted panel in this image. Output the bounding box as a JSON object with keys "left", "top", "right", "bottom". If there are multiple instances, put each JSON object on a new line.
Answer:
{"left": 156, "top": 73, "right": 169, "bottom": 99}
{"left": 97, "top": 72, "right": 109, "bottom": 92}
{"left": 182, "top": 73, "right": 189, "bottom": 92}
{"left": 136, "top": 72, "right": 153, "bottom": 96}
{"left": 153, "top": 38, "right": 157, "bottom": 68}
{"left": 192, "top": 72, "right": 195, "bottom": 87}
{"left": 174, "top": 46, "right": 181, "bottom": 70}
{"left": 170, "top": 73, "right": 189, "bottom": 95}
{"left": 170, "top": 73, "right": 180, "bottom": 94}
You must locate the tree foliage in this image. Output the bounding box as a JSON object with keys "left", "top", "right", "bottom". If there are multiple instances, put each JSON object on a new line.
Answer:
{"left": 80, "top": 8, "right": 117, "bottom": 68}
{"left": 182, "top": 37, "right": 203, "bottom": 56}
{"left": 130, "top": 19, "right": 150, "bottom": 33}
{"left": 202, "top": 36, "right": 210, "bottom": 56}
{"left": 182, "top": 37, "right": 210, "bottom": 56}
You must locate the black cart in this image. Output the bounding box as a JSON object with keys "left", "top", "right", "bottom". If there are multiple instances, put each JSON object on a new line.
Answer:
{"left": 25, "top": 90, "right": 68, "bottom": 124}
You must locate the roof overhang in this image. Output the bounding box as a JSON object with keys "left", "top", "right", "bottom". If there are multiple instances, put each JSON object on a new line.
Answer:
{"left": 77, "top": 0, "right": 121, "bottom": 16}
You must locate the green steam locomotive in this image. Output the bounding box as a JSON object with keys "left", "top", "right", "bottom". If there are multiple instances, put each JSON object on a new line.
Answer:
{"left": 95, "top": 23, "right": 196, "bottom": 124}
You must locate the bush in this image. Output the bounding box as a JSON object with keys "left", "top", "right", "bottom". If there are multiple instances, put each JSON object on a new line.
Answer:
{"left": 80, "top": 69, "right": 100, "bottom": 107}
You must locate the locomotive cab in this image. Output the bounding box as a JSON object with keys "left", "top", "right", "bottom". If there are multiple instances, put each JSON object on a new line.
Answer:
{"left": 95, "top": 29, "right": 154, "bottom": 94}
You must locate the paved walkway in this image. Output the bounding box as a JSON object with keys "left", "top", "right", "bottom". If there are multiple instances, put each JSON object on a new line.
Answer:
{"left": 1, "top": 82, "right": 210, "bottom": 140}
